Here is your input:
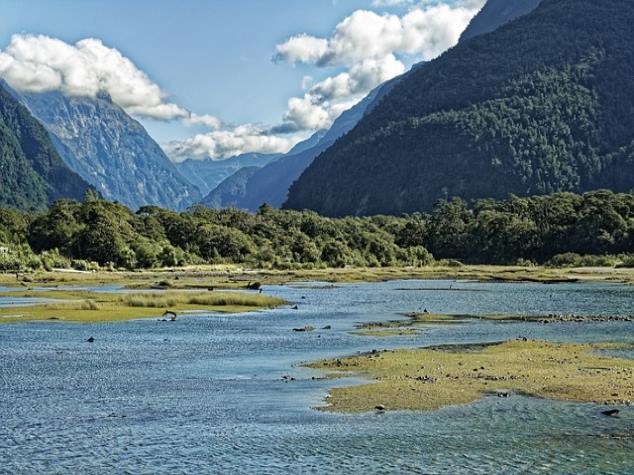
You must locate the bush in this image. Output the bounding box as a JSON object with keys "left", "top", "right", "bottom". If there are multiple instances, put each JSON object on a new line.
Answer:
{"left": 548, "top": 253, "right": 618, "bottom": 268}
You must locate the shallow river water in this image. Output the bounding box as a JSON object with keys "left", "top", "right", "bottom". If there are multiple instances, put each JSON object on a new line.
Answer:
{"left": 1, "top": 280, "right": 633, "bottom": 474}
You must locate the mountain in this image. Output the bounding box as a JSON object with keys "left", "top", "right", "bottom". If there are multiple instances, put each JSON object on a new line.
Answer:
{"left": 176, "top": 153, "right": 281, "bottom": 197}
{"left": 203, "top": 0, "right": 540, "bottom": 213}
{"left": 175, "top": 130, "right": 328, "bottom": 197}
{"left": 0, "top": 83, "right": 91, "bottom": 211}
{"left": 16, "top": 90, "right": 200, "bottom": 210}
{"left": 200, "top": 166, "right": 261, "bottom": 209}
{"left": 460, "top": 0, "right": 542, "bottom": 41}
{"left": 285, "top": 0, "right": 634, "bottom": 216}
{"left": 201, "top": 78, "right": 401, "bottom": 211}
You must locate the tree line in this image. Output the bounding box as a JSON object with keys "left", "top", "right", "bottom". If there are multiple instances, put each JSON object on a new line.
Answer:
{"left": 0, "top": 190, "right": 632, "bottom": 272}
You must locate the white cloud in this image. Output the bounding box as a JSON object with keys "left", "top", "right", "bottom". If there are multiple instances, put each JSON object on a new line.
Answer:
{"left": 183, "top": 113, "right": 223, "bottom": 130}
{"left": 0, "top": 34, "right": 189, "bottom": 121}
{"left": 273, "top": 34, "right": 328, "bottom": 65}
{"left": 272, "top": 2, "right": 482, "bottom": 132}
{"left": 163, "top": 124, "right": 305, "bottom": 162}
{"left": 276, "top": 4, "right": 481, "bottom": 68}
{"left": 371, "top": 0, "right": 412, "bottom": 6}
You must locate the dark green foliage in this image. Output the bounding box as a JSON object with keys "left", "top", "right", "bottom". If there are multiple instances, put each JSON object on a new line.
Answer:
{"left": 286, "top": 0, "right": 634, "bottom": 216}
{"left": 0, "top": 190, "right": 631, "bottom": 271}
{"left": 0, "top": 84, "right": 91, "bottom": 211}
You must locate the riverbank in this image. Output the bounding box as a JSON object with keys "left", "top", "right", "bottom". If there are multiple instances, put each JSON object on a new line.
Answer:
{"left": 355, "top": 311, "right": 634, "bottom": 334}
{"left": 309, "top": 340, "right": 634, "bottom": 413}
{"left": 0, "top": 289, "right": 285, "bottom": 323}
{"left": 1, "top": 264, "right": 633, "bottom": 290}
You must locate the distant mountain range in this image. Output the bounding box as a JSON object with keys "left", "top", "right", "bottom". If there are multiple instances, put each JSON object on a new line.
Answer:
{"left": 201, "top": 77, "right": 401, "bottom": 211}
{"left": 176, "top": 153, "right": 281, "bottom": 197}
{"left": 0, "top": 82, "right": 91, "bottom": 211}
{"left": 285, "top": 0, "right": 634, "bottom": 216}
{"left": 202, "top": 0, "right": 542, "bottom": 213}
{"left": 15, "top": 90, "right": 200, "bottom": 211}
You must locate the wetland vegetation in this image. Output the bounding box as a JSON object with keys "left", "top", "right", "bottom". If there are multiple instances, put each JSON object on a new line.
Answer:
{"left": 309, "top": 340, "right": 634, "bottom": 413}
{"left": 0, "top": 289, "right": 284, "bottom": 323}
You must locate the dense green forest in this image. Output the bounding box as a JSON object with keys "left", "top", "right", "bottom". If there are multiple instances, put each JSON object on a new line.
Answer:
{"left": 0, "top": 83, "right": 91, "bottom": 211}
{"left": 0, "top": 190, "right": 632, "bottom": 271}
{"left": 286, "top": 0, "right": 634, "bottom": 216}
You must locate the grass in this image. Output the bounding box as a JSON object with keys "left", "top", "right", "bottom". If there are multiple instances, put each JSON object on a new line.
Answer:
{"left": 0, "top": 289, "right": 285, "bottom": 323}
{"left": 1, "top": 264, "right": 633, "bottom": 291}
{"left": 308, "top": 340, "right": 634, "bottom": 413}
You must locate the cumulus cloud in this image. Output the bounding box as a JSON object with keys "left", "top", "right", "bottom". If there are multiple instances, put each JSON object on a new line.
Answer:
{"left": 0, "top": 34, "right": 190, "bottom": 121}
{"left": 273, "top": 1, "right": 483, "bottom": 132}
{"left": 276, "top": 4, "right": 481, "bottom": 67}
{"left": 162, "top": 124, "right": 305, "bottom": 162}
{"left": 183, "top": 113, "right": 223, "bottom": 130}
{"left": 273, "top": 34, "right": 328, "bottom": 65}
{"left": 371, "top": 0, "right": 413, "bottom": 6}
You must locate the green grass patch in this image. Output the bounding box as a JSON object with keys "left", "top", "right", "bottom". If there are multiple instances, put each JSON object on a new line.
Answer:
{"left": 308, "top": 340, "right": 634, "bottom": 412}
{"left": 0, "top": 289, "right": 285, "bottom": 323}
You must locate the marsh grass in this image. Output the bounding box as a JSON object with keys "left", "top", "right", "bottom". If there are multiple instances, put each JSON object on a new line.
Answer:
{"left": 1, "top": 265, "right": 633, "bottom": 291}
{"left": 309, "top": 340, "right": 634, "bottom": 413}
{"left": 0, "top": 289, "right": 285, "bottom": 323}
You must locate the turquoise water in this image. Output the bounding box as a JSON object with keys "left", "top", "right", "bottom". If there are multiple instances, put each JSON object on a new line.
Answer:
{"left": 0, "top": 280, "right": 633, "bottom": 474}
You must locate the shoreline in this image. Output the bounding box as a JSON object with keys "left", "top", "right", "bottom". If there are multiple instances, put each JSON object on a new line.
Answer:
{"left": 307, "top": 340, "right": 634, "bottom": 413}
{"left": 1, "top": 265, "right": 633, "bottom": 291}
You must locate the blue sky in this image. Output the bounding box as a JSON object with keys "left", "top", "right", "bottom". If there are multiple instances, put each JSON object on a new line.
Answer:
{"left": 1, "top": 0, "right": 481, "bottom": 159}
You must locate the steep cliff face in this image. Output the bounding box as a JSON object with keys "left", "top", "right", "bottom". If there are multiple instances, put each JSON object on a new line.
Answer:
{"left": 0, "top": 83, "right": 91, "bottom": 211}
{"left": 19, "top": 90, "right": 200, "bottom": 210}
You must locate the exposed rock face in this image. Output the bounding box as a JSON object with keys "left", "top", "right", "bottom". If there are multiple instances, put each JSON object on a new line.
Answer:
{"left": 18, "top": 90, "right": 200, "bottom": 210}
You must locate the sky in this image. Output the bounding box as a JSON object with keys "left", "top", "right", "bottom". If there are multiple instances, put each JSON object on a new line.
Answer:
{"left": 0, "top": 0, "right": 484, "bottom": 161}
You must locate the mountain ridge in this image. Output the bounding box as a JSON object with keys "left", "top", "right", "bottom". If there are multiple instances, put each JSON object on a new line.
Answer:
{"left": 0, "top": 82, "right": 92, "bottom": 211}
{"left": 285, "top": 0, "right": 634, "bottom": 216}
{"left": 16, "top": 90, "right": 200, "bottom": 211}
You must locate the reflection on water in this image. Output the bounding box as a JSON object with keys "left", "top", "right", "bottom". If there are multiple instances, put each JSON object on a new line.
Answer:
{"left": 1, "top": 280, "right": 633, "bottom": 474}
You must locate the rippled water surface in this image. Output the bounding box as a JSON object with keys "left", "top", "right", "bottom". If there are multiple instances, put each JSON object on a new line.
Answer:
{"left": 1, "top": 280, "right": 633, "bottom": 474}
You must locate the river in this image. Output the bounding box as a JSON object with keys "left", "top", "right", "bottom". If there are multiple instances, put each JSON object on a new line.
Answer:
{"left": 1, "top": 280, "right": 633, "bottom": 474}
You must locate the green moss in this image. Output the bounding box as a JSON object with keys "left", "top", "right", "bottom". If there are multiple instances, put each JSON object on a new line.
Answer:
{"left": 308, "top": 340, "right": 634, "bottom": 413}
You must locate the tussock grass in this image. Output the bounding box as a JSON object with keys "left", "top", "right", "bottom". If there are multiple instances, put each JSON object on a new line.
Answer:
{"left": 118, "top": 291, "right": 281, "bottom": 309}
{"left": 0, "top": 289, "right": 284, "bottom": 323}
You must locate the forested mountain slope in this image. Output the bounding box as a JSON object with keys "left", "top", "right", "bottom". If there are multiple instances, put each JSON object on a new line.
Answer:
{"left": 286, "top": 0, "right": 634, "bottom": 216}
{"left": 201, "top": 77, "right": 401, "bottom": 211}
{"left": 460, "top": 0, "right": 541, "bottom": 41}
{"left": 0, "top": 83, "right": 91, "bottom": 211}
